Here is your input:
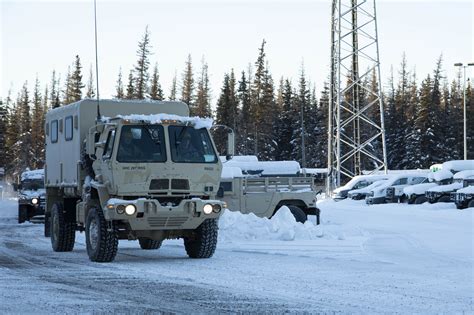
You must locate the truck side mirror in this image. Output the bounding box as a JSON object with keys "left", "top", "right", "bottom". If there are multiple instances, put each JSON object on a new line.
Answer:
{"left": 226, "top": 130, "right": 235, "bottom": 161}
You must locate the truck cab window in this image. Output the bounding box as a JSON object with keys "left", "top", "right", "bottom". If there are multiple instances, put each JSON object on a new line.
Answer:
{"left": 103, "top": 130, "right": 116, "bottom": 159}
{"left": 117, "top": 125, "right": 166, "bottom": 163}
{"left": 169, "top": 126, "right": 218, "bottom": 163}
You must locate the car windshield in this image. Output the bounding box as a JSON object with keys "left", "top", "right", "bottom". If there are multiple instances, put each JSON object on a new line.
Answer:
{"left": 169, "top": 126, "right": 218, "bottom": 163}
{"left": 22, "top": 179, "right": 44, "bottom": 190}
{"left": 117, "top": 125, "right": 167, "bottom": 163}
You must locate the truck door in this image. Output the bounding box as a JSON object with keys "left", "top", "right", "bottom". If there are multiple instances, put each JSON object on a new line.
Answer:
{"left": 99, "top": 129, "right": 116, "bottom": 189}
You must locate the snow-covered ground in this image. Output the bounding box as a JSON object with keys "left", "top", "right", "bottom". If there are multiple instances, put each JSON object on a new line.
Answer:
{"left": 0, "top": 198, "right": 472, "bottom": 313}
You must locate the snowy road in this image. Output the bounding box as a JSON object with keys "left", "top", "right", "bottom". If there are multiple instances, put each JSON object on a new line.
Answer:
{"left": 0, "top": 198, "right": 472, "bottom": 313}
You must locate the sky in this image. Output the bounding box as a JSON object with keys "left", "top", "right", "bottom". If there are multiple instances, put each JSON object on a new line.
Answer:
{"left": 1, "top": 0, "right": 473, "bottom": 105}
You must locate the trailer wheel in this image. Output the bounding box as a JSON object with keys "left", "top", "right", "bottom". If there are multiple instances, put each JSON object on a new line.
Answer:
{"left": 399, "top": 194, "right": 407, "bottom": 203}
{"left": 468, "top": 200, "right": 474, "bottom": 208}
{"left": 138, "top": 238, "right": 162, "bottom": 250}
{"left": 44, "top": 212, "right": 51, "bottom": 237}
{"left": 414, "top": 196, "right": 427, "bottom": 204}
{"left": 286, "top": 205, "right": 307, "bottom": 223}
{"left": 437, "top": 195, "right": 451, "bottom": 203}
{"left": 51, "top": 202, "right": 75, "bottom": 252}
{"left": 184, "top": 218, "right": 218, "bottom": 259}
{"left": 18, "top": 206, "right": 27, "bottom": 224}
{"left": 85, "top": 207, "right": 118, "bottom": 262}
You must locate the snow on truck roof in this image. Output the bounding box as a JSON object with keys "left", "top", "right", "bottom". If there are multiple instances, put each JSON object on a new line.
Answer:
{"left": 108, "top": 113, "right": 214, "bottom": 129}
{"left": 21, "top": 169, "right": 44, "bottom": 181}
{"left": 433, "top": 169, "right": 454, "bottom": 181}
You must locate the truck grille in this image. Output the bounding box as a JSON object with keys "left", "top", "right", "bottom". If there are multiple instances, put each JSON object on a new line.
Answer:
{"left": 150, "top": 179, "right": 169, "bottom": 190}
{"left": 386, "top": 187, "right": 395, "bottom": 199}
{"left": 39, "top": 198, "right": 46, "bottom": 209}
{"left": 147, "top": 216, "right": 188, "bottom": 228}
{"left": 171, "top": 179, "right": 189, "bottom": 190}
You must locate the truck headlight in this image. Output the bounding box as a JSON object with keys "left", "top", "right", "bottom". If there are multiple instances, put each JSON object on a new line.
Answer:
{"left": 31, "top": 198, "right": 39, "bottom": 205}
{"left": 125, "top": 204, "right": 137, "bottom": 215}
{"left": 212, "top": 204, "right": 222, "bottom": 213}
{"left": 203, "top": 204, "right": 213, "bottom": 214}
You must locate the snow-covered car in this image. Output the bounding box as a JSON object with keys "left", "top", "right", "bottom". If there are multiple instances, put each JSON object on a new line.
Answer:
{"left": 347, "top": 179, "right": 389, "bottom": 200}
{"left": 366, "top": 173, "right": 428, "bottom": 204}
{"left": 332, "top": 175, "right": 390, "bottom": 200}
{"left": 452, "top": 184, "right": 474, "bottom": 209}
{"left": 16, "top": 169, "right": 45, "bottom": 224}
{"left": 402, "top": 160, "right": 474, "bottom": 204}
{"left": 426, "top": 170, "right": 474, "bottom": 203}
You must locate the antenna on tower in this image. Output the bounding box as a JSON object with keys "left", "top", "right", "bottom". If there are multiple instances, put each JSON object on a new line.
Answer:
{"left": 327, "top": 0, "right": 388, "bottom": 193}
{"left": 93, "top": 0, "right": 101, "bottom": 121}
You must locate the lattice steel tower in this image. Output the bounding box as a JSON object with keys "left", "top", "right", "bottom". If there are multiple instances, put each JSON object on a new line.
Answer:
{"left": 327, "top": 0, "right": 388, "bottom": 192}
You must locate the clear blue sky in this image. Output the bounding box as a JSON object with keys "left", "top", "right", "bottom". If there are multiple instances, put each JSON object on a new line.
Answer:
{"left": 1, "top": 0, "right": 472, "bottom": 103}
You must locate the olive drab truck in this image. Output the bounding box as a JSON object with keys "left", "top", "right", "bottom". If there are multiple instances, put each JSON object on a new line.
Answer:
{"left": 44, "top": 99, "right": 227, "bottom": 262}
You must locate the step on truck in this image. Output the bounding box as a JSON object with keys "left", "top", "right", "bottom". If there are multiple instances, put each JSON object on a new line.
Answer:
{"left": 44, "top": 99, "right": 227, "bottom": 262}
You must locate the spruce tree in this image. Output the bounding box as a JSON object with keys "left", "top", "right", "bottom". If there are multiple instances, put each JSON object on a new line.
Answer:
{"left": 149, "top": 63, "right": 164, "bottom": 100}
{"left": 215, "top": 72, "right": 238, "bottom": 155}
{"left": 50, "top": 70, "right": 60, "bottom": 109}
{"left": 195, "top": 60, "right": 211, "bottom": 117}
{"left": 86, "top": 65, "right": 96, "bottom": 99}
{"left": 237, "top": 70, "right": 251, "bottom": 154}
{"left": 31, "top": 78, "right": 45, "bottom": 169}
{"left": 17, "top": 82, "right": 33, "bottom": 172}
{"left": 180, "top": 54, "right": 195, "bottom": 112}
{"left": 273, "top": 79, "right": 295, "bottom": 161}
{"left": 70, "top": 55, "right": 85, "bottom": 102}
{"left": 126, "top": 70, "right": 135, "bottom": 99}
{"left": 115, "top": 68, "right": 125, "bottom": 99}
{"left": 169, "top": 72, "right": 177, "bottom": 101}
{"left": 134, "top": 26, "right": 152, "bottom": 99}
{"left": 0, "top": 99, "right": 7, "bottom": 169}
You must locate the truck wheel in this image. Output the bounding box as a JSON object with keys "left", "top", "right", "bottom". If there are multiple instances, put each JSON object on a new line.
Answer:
{"left": 44, "top": 212, "right": 51, "bottom": 237}
{"left": 138, "top": 238, "right": 162, "bottom": 250}
{"left": 287, "top": 205, "right": 307, "bottom": 223}
{"left": 414, "top": 196, "right": 427, "bottom": 204}
{"left": 399, "top": 195, "right": 407, "bottom": 203}
{"left": 51, "top": 202, "right": 75, "bottom": 252}
{"left": 18, "top": 206, "right": 27, "bottom": 224}
{"left": 468, "top": 200, "right": 474, "bottom": 208}
{"left": 85, "top": 207, "right": 118, "bottom": 262}
{"left": 184, "top": 218, "right": 218, "bottom": 259}
{"left": 438, "top": 195, "right": 451, "bottom": 203}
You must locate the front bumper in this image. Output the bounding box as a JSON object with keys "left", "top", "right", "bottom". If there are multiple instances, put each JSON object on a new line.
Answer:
{"left": 104, "top": 198, "right": 226, "bottom": 231}
{"left": 425, "top": 191, "right": 444, "bottom": 203}
{"left": 366, "top": 196, "right": 386, "bottom": 205}
{"left": 453, "top": 193, "right": 472, "bottom": 208}
{"left": 19, "top": 198, "right": 46, "bottom": 215}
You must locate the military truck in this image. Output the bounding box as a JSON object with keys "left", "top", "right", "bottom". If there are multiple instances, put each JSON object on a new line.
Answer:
{"left": 218, "top": 163, "right": 321, "bottom": 225}
{"left": 16, "top": 169, "right": 46, "bottom": 224}
{"left": 44, "top": 99, "right": 227, "bottom": 262}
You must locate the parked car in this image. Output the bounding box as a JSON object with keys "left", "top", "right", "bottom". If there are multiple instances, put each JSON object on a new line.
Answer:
{"left": 426, "top": 170, "right": 474, "bottom": 203}
{"left": 347, "top": 179, "right": 390, "bottom": 200}
{"left": 452, "top": 183, "right": 474, "bottom": 209}
{"left": 332, "top": 175, "right": 390, "bottom": 200}
{"left": 366, "top": 173, "right": 428, "bottom": 204}
{"left": 402, "top": 160, "right": 474, "bottom": 204}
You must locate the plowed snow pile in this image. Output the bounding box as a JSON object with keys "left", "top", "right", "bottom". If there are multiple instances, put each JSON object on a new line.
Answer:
{"left": 218, "top": 207, "right": 324, "bottom": 241}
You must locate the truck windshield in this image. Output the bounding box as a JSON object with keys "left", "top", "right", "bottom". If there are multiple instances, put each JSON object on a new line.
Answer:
{"left": 22, "top": 179, "right": 44, "bottom": 190}
{"left": 169, "top": 126, "right": 218, "bottom": 163}
{"left": 117, "top": 125, "right": 167, "bottom": 163}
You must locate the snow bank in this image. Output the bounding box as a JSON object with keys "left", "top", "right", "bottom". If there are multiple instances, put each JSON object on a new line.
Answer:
{"left": 218, "top": 207, "right": 323, "bottom": 242}
{"left": 20, "top": 169, "right": 44, "bottom": 181}
{"left": 105, "top": 113, "right": 214, "bottom": 129}
{"left": 442, "top": 160, "right": 474, "bottom": 172}
{"left": 453, "top": 169, "right": 474, "bottom": 180}
{"left": 433, "top": 169, "right": 453, "bottom": 181}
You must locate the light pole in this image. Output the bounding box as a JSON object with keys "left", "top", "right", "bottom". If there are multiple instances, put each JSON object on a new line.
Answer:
{"left": 454, "top": 62, "right": 474, "bottom": 160}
